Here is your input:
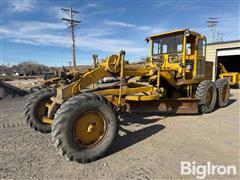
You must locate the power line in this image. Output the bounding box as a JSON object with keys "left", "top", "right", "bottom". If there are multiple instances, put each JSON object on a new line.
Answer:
{"left": 61, "top": 7, "right": 81, "bottom": 70}
{"left": 206, "top": 17, "right": 219, "bottom": 43}
{"left": 217, "top": 32, "right": 224, "bottom": 42}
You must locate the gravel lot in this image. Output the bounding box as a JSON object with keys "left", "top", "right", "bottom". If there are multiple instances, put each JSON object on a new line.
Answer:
{"left": 0, "top": 89, "right": 239, "bottom": 179}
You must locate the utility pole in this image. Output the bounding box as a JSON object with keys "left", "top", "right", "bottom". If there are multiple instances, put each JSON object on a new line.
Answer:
{"left": 61, "top": 7, "right": 81, "bottom": 70}
{"left": 217, "top": 32, "right": 224, "bottom": 42}
{"left": 206, "top": 17, "right": 218, "bottom": 43}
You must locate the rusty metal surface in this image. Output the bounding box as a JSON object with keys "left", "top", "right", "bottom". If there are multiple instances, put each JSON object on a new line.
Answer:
{"left": 128, "top": 98, "right": 199, "bottom": 114}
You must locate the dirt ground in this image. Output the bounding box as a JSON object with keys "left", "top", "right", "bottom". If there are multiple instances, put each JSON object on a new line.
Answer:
{"left": 6, "top": 79, "right": 42, "bottom": 89}
{"left": 0, "top": 89, "right": 239, "bottom": 179}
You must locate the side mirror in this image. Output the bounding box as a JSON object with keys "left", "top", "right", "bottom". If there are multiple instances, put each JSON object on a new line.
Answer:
{"left": 145, "top": 38, "right": 149, "bottom": 43}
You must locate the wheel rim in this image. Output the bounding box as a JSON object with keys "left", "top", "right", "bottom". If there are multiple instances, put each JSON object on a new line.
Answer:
{"left": 74, "top": 111, "right": 106, "bottom": 147}
{"left": 222, "top": 84, "right": 229, "bottom": 102}
{"left": 206, "top": 86, "right": 213, "bottom": 107}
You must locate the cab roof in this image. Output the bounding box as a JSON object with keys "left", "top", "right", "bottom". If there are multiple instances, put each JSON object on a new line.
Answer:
{"left": 149, "top": 29, "right": 205, "bottom": 39}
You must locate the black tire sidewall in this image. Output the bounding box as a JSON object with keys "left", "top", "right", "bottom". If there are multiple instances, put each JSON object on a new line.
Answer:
{"left": 53, "top": 94, "right": 118, "bottom": 162}
{"left": 205, "top": 83, "right": 217, "bottom": 112}
{"left": 215, "top": 79, "right": 230, "bottom": 107}
{"left": 196, "top": 81, "right": 217, "bottom": 113}
{"left": 25, "top": 88, "right": 55, "bottom": 132}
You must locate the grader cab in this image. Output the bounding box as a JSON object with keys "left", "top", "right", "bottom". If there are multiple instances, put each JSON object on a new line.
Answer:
{"left": 24, "top": 29, "right": 230, "bottom": 163}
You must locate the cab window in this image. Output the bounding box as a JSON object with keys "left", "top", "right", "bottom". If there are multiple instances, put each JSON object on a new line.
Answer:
{"left": 152, "top": 34, "right": 183, "bottom": 55}
{"left": 198, "top": 39, "right": 205, "bottom": 57}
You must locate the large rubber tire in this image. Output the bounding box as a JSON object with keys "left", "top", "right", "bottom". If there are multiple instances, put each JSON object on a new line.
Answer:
{"left": 52, "top": 93, "right": 119, "bottom": 163}
{"left": 24, "top": 88, "right": 55, "bottom": 133}
{"left": 196, "top": 80, "right": 217, "bottom": 114}
{"left": 215, "top": 79, "right": 230, "bottom": 108}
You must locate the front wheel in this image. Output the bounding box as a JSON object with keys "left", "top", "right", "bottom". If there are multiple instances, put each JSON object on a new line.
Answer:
{"left": 196, "top": 80, "right": 217, "bottom": 114}
{"left": 52, "top": 93, "right": 119, "bottom": 163}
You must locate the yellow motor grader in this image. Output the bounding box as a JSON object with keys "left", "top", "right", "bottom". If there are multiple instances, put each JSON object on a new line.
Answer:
{"left": 24, "top": 29, "right": 230, "bottom": 163}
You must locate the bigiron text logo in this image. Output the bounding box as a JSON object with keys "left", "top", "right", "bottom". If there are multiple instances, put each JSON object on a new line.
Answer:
{"left": 181, "top": 161, "right": 237, "bottom": 179}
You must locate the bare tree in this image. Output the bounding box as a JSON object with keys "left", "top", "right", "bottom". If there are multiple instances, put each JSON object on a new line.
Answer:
{"left": 14, "top": 61, "right": 50, "bottom": 76}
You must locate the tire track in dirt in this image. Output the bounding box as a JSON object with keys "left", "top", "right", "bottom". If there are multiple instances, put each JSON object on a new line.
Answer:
{"left": 0, "top": 122, "right": 26, "bottom": 128}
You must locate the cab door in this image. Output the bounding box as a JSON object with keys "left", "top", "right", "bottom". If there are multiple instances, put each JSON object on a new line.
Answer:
{"left": 195, "top": 37, "right": 206, "bottom": 79}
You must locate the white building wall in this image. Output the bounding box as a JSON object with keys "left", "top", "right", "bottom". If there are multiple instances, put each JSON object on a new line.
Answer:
{"left": 206, "top": 41, "right": 240, "bottom": 81}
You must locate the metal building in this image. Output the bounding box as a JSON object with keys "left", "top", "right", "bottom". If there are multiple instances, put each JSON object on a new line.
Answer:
{"left": 206, "top": 40, "right": 240, "bottom": 81}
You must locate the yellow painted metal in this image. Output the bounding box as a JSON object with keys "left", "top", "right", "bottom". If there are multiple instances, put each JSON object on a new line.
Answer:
{"left": 42, "top": 77, "right": 61, "bottom": 85}
{"left": 57, "top": 67, "right": 112, "bottom": 100}
{"left": 220, "top": 72, "right": 240, "bottom": 86}
{"left": 218, "top": 63, "right": 228, "bottom": 74}
{"left": 149, "top": 29, "right": 207, "bottom": 82}
{"left": 218, "top": 63, "right": 240, "bottom": 86}
{"left": 118, "top": 52, "right": 125, "bottom": 105}
{"left": 42, "top": 117, "right": 53, "bottom": 124}
{"left": 149, "top": 29, "right": 205, "bottom": 39}
{"left": 72, "top": 67, "right": 111, "bottom": 95}
{"left": 74, "top": 111, "right": 105, "bottom": 147}
{"left": 182, "top": 32, "right": 187, "bottom": 79}
{"left": 95, "top": 86, "right": 156, "bottom": 96}
{"left": 150, "top": 29, "right": 186, "bottom": 39}
{"left": 148, "top": 71, "right": 177, "bottom": 88}
{"left": 157, "top": 57, "right": 161, "bottom": 89}
{"left": 44, "top": 29, "right": 211, "bottom": 119}
{"left": 125, "top": 94, "right": 160, "bottom": 101}
{"left": 127, "top": 76, "right": 142, "bottom": 83}
{"left": 124, "top": 65, "right": 152, "bottom": 76}
{"left": 150, "top": 38, "right": 153, "bottom": 67}
{"left": 193, "top": 36, "right": 198, "bottom": 78}
{"left": 54, "top": 28, "right": 209, "bottom": 103}
{"left": 105, "top": 55, "right": 121, "bottom": 73}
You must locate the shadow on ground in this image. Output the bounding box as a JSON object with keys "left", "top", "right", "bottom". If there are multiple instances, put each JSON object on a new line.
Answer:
{"left": 102, "top": 97, "right": 238, "bottom": 160}
{"left": 228, "top": 98, "right": 237, "bottom": 105}
{"left": 102, "top": 113, "right": 166, "bottom": 159}
{"left": 106, "top": 124, "right": 165, "bottom": 157}
{"left": 212, "top": 98, "right": 237, "bottom": 113}
{"left": 120, "top": 112, "right": 167, "bottom": 125}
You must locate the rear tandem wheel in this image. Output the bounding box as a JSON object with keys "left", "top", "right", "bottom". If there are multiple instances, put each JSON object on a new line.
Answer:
{"left": 215, "top": 79, "right": 230, "bottom": 108}
{"left": 196, "top": 80, "right": 217, "bottom": 114}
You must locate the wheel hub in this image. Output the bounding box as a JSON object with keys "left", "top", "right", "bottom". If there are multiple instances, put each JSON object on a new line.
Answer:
{"left": 206, "top": 87, "right": 213, "bottom": 107}
{"left": 222, "top": 84, "right": 229, "bottom": 102}
{"left": 74, "top": 111, "right": 106, "bottom": 147}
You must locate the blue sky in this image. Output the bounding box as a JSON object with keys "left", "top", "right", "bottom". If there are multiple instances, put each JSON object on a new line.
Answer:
{"left": 1, "top": 0, "right": 239, "bottom": 66}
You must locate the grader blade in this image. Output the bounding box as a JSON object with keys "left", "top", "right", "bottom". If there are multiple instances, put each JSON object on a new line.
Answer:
{"left": 128, "top": 98, "right": 199, "bottom": 114}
